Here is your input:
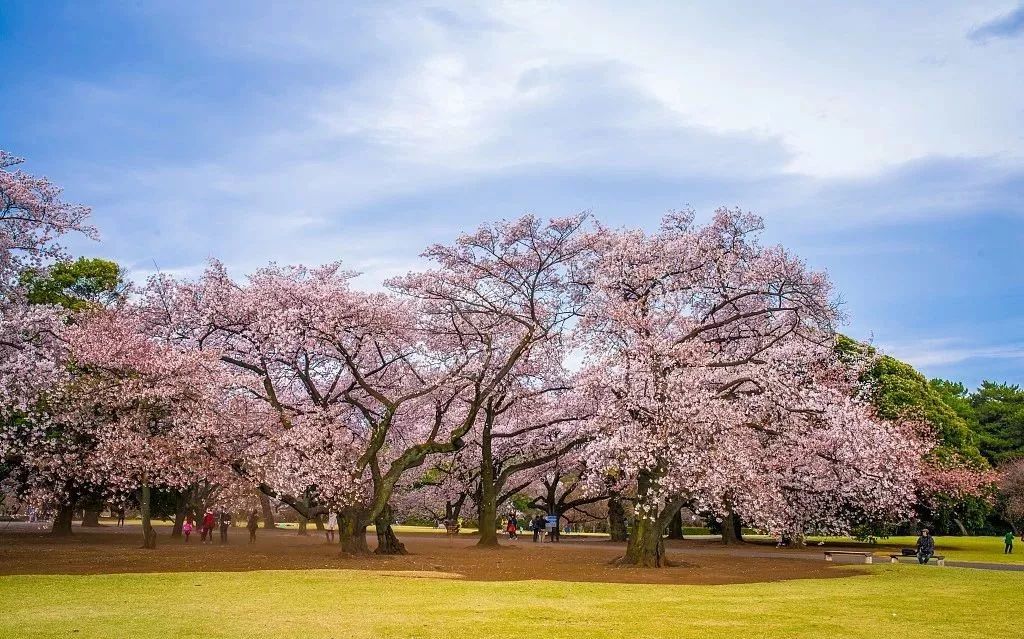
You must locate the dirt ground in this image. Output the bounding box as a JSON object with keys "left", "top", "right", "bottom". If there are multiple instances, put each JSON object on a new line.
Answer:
{"left": 0, "top": 523, "right": 867, "bottom": 585}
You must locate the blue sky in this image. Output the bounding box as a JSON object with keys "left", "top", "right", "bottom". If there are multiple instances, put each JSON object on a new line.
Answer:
{"left": 2, "top": 1, "right": 1022, "bottom": 387}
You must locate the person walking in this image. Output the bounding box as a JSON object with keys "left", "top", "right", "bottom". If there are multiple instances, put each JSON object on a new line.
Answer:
{"left": 506, "top": 514, "right": 518, "bottom": 540}
{"left": 247, "top": 510, "right": 259, "bottom": 543}
{"left": 1005, "top": 530, "right": 1015, "bottom": 554}
{"left": 201, "top": 510, "right": 216, "bottom": 543}
{"left": 916, "top": 528, "right": 935, "bottom": 564}
{"left": 219, "top": 511, "right": 232, "bottom": 543}
{"left": 325, "top": 512, "right": 338, "bottom": 543}
{"left": 182, "top": 515, "right": 194, "bottom": 543}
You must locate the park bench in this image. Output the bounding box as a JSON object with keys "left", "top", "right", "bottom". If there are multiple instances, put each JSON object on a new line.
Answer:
{"left": 889, "top": 554, "right": 946, "bottom": 566}
{"left": 823, "top": 550, "right": 874, "bottom": 564}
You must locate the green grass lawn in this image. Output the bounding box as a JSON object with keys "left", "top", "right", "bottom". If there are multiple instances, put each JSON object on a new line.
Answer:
{"left": 1, "top": 566, "right": 1020, "bottom": 638}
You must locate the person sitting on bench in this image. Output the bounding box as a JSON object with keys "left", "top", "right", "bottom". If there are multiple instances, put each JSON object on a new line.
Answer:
{"left": 916, "top": 528, "right": 935, "bottom": 564}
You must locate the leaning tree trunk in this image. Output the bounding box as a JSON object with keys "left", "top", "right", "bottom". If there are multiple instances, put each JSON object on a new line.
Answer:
{"left": 608, "top": 495, "right": 628, "bottom": 542}
{"left": 140, "top": 480, "right": 157, "bottom": 550}
{"left": 338, "top": 508, "right": 370, "bottom": 555}
{"left": 374, "top": 504, "right": 408, "bottom": 555}
{"left": 259, "top": 492, "right": 276, "bottom": 529}
{"left": 51, "top": 500, "right": 75, "bottom": 536}
{"left": 721, "top": 511, "right": 744, "bottom": 545}
{"left": 667, "top": 510, "right": 684, "bottom": 539}
{"left": 81, "top": 506, "right": 102, "bottom": 528}
{"left": 953, "top": 518, "right": 968, "bottom": 537}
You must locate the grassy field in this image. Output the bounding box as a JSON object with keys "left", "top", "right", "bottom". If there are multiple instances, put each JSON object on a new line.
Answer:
{"left": 1, "top": 565, "right": 1021, "bottom": 638}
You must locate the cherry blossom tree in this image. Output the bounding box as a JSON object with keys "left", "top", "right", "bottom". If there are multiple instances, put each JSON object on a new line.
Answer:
{"left": 0, "top": 150, "right": 96, "bottom": 291}
{"left": 526, "top": 453, "right": 609, "bottom": 536}
{"left": 578, "top": 209, "right": 924, "bottom": 566}
{"left": 429, "top": 353, "right": 590, "bottom": 546}
{"left": 997, "top": 459, "right": 1024, "bottom": 532}
{"left": 0, "top": 150, "right": 96, "bottom": 412}
{"left": 0, "top": 150, "right": 98, "bottom": 532}
{"left": 140, "top": 214, "right": 592, "bottom": 554}
{"left": 387, "top": 214, "right": 592, "bottom": 547}
{"left": 54, "top": 308, "right": 232, "bottom": 548}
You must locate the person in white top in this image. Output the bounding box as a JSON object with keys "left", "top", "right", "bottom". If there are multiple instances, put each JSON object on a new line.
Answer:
{"left": 325, "top": 512, "right": 338, "bottom": 543}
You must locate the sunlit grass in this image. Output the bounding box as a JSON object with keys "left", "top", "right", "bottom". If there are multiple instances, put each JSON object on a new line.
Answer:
{"left": 1, "top": 566, "right": 1021, "bottom": 638}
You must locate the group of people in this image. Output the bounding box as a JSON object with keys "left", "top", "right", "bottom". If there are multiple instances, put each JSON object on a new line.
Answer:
{"left": 501, "top": 513, "right": 560, "bottom": 543}
{"left": 181, "top": 509, "right": 260, "bottom": 544}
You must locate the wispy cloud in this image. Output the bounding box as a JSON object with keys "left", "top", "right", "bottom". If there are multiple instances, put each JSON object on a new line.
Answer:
{"left": 968, "top": 4, "right": 1024, "bottom": 43}
{"left": 883, "top": 338, "right": 1024, "bottom": 369}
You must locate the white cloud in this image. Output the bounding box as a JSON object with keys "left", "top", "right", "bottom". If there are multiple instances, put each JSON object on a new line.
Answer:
{"left": 236, "top": 1, "right": 1024, "bottom": 179}
{"left": 882, "top": 337, "right": 1024, "bottom": 368}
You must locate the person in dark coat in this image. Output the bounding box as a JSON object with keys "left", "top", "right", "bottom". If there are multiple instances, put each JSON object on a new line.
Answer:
{"left": 916, "top": 528, "right": 935, "bottom": 564}
{"left": 532, "top": 515, "right": 545, "bottom": 543}
{"left": 219, "top": 510, "right": 232, "bottom": 543}
{"left": 247, "top": 510, "right": 259, "bottom": 543}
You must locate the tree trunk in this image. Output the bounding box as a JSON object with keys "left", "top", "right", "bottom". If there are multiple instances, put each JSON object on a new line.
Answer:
{"left": 338, "top": 508, "right": 370, "bottom": 555}
{"left": 313, "top": 514, "right": 325, "bottom": 532}
{"left": 297, "top": 515, "right": 308, "bottom": 535}
{"left": 608, "top": 495, "right": 628, "bottom": 542}
{"left": 619, "top": 473, "right": 680, "bottom": 567}
{"left": 81, "top": 506, "right": 102, "bottom": 527}
{"left": 476, "top": 418, "right": 501, "bottom": 547}
{"left": 171, "top": 490, "right": 189, "bottom": 538}
{"left": 171, "top": 505, "right": 186, "bottom": 538}
{"left": 721, "top": 511, "right": 744, "bottom": 545}
{"left": 259, "top": 492, "right": 276, "bottom": 529}
{"left": 140, "top": 481, "right": 157, "bottom": 550}
{"left": 623, "top": 512, "right": 668, "bottom": 567}
{"left": 374, "top": 504, "right": 408, "bottom": 555}
{"left": 477, "top": 474, "right": 499, "bottom": 547}
{"left": 51, "top": 501, "right": 75, "bottom": 536}
{"left": 667, "top": 510, "right": 684, "bottom": 539}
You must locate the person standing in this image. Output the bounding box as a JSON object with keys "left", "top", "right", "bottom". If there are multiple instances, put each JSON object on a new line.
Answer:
{"left": 916, "top": 528, "right": 935, "bottom": 564}
{"left": 182, "top": 516, "right": 194, "bottom": 543}
{"left": 247, "top": 510, "right": 259, "bottom": 543}
{"left": 1005, "top": 530, "right": 1015, "bottom": 554}
{"left": 325, "top": 512, "right": 338, "bottom": 543}
{"left": 200, "top": 510, "right": 215, "bottom": 543}
{"left": 219, "top": 511, "right": 232, "bottom": 543}
{"left": 116, "top": 507, "right": 125, "bottom": 527}
{"left": 532, "top": 515, "right": 545, "bottom": 543}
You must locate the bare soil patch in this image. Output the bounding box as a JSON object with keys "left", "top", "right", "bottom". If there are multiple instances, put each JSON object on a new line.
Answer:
{"left": 0, "top": 524, "right": 862, "bottom": 585}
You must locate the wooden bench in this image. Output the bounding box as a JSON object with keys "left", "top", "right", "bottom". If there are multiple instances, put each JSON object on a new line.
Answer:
{"left": 824, "top": 550, "right": 874, "bottom": 564}
{"left": 890, "top": 554, "right": 945, "bottom": 566}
